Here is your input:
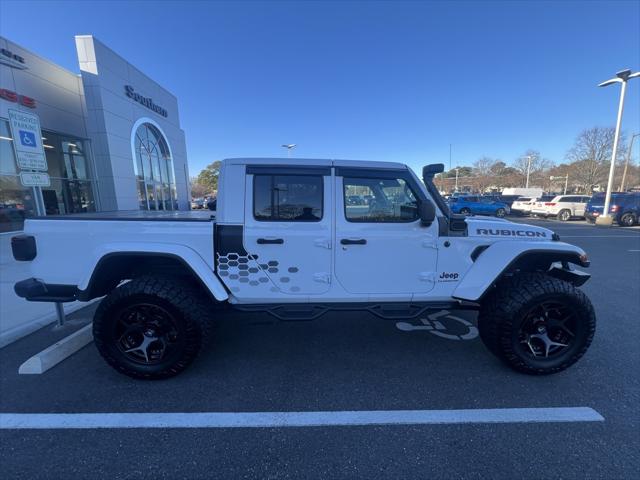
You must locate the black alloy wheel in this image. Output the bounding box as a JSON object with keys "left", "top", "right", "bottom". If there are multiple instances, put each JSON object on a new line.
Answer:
{"left": 115, "top": 303, "right": 182, "bottom": 365}
{"left": 516, "top": 301, "right": 576, "bottom": 360}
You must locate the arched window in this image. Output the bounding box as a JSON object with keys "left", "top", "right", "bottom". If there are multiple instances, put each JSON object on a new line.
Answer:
{"left": 133, "top": 122, "right": 176, "bottom": 210}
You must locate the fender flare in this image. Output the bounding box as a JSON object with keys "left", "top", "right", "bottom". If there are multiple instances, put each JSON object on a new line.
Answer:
{"left": 77, "top": 243, "right": 228, "bottom": 302}
{"left": 452, "top": 241, "right": 589, "bottom": 302}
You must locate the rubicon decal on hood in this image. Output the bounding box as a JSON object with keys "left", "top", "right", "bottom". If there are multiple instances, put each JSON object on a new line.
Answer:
{"left": 476, "top": 228, "right": 547, "bottom": 238}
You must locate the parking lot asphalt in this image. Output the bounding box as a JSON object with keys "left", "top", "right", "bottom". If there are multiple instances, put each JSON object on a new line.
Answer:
{"left": 1, "top": 217, "right": 639, "bottom": 479}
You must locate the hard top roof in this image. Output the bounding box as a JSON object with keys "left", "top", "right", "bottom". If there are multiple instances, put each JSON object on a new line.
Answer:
{"left": 223, "top": 157, "right": 408, "bottom": 170}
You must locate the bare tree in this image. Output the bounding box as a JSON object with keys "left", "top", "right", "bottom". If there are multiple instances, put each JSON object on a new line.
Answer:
{"left": 189, "top": 178, "right": 208, "bottom": 198}
{"left": 472, "top": 157, "right": 498, "bottom": 192}
{"left": 565, "top": 127, "right": 626, "bottom": 191}
{"left": 511, "top": 150, "right": 554, "bottom": 188}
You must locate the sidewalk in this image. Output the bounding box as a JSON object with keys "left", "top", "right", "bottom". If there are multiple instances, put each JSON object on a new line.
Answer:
{"left": 0, "top": 233, "right": 89, "bottom": 347}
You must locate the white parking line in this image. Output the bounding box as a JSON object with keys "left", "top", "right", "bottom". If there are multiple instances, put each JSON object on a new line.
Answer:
{"left": 0, "top": 407, "right": 604, "bottom": 429}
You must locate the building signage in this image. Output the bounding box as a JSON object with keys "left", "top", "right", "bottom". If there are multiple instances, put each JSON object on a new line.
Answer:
{"left": 0, "top": 88, "right": 36, "bottom": 108}
{"left": 19, "top": 171, "right": 51, "bottom": 187}
{"left": 0, "top": 47, "right": 27, "bottom": 69}
{"left": 8, "top": 109, "right": 48, "bottom": 171}
{"left": 125, "top": 85, "right": 168, "bottom": 117}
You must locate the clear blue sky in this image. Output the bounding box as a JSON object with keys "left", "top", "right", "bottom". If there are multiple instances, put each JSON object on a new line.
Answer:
{"left": 1, "top": 0, "right": 639, "bottom": 175}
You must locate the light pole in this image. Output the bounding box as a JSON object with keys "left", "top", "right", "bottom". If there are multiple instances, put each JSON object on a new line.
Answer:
{"left": 524, "top": 155, "right": 533, "bottom": 188}
{"left": 454, "top": 167, "right": 459, "bottom": 192}
{"left": 281, "top": 144, "right": 297, "bottom": 157}
{"left": 620, "top": 133, "right": 639, "bottom": 192}
{"left": 596, "top": 69, "right": 640, "bottom": 226}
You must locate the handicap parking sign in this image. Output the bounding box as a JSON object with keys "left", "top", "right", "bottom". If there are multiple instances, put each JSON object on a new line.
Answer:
{"left": 19, "top": 130, "right": 37, "bottom": 147}
{"left": 7, "top": 109, "right": 48, "bottom": 171}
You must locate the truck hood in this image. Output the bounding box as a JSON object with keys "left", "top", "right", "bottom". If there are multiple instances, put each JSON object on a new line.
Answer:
{"left": 465, "top": 216, "right": 555, "bottom": 241}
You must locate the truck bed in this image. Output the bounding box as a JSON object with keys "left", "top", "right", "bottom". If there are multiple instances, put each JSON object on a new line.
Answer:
{"left": 31, "top": 210, "right": 215, "bottom": 222}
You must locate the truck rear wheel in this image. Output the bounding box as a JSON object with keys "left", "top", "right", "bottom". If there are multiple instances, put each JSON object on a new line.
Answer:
{"left": 478, "top": 273, "right": 595, "bottom": 375}
{"left": 93, "top": 276, "right": 213, "bottom": 379}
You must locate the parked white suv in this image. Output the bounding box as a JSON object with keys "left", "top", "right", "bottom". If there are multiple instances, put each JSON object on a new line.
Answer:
{"left": 531, "top": 195, "right": 591, "bottom": 221}
{"left": 511, "top": 197, "right": 536, "bottom": 216}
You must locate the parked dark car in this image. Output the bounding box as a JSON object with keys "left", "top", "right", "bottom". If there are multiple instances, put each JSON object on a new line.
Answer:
{"left": 585, "top": 192, "right": 640, "bottom": 226}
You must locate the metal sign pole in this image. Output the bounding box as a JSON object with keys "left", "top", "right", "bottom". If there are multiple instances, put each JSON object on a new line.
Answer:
{"left": 54, "top": 302, "right": 66, "bottom": 327}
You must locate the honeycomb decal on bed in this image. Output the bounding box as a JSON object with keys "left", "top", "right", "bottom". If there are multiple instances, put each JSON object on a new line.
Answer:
{"left": 217, "top": 253, "right": 301, "bottom": 294}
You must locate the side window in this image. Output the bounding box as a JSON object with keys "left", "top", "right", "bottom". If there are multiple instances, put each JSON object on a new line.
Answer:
{"left": 343, "top": 177, "right": 418, "bottom": 222}
{"left": 253, "top": 174, "right": 323, "bottom": 222}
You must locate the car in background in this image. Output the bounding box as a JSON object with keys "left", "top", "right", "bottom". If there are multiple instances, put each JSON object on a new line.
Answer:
{"left": 585, "top": 192, "right": 640, "bottom": 226}
{"left": 480, "top": 193, "right": 522, "bottom": 207}
{"left": 510, "top": 196, "right": 536, "bottom": 216}
{"left": 191, "top": 198, "right": 205, "bottom": 209}
{"left": 448, "top": 195, "right": 510, "bottom": 217}
{"left": 531, "top": 195, "right": 591, "bottom": 221}
{"left": 346, "top": 195, "right": 366, "bottom": 206}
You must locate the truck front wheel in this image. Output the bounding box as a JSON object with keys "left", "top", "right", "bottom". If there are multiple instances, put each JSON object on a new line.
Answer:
{"left": 478, "top": 273, "right": 595, "bottom": 375}
{"left": 93, "top": 276, "right": 213, "bottom": 379}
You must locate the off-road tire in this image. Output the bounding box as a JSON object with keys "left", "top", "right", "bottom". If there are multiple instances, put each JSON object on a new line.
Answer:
{"left": 619, "top": 212, "right": 636, "bottom": 227}
{"left": 558, "top": 209, "right": 571, "bottom": 222}
{"left": 460, "top": 207, "right": 471, "bottom": 216}
{"left": 478, "top": 273, "right": 595, "bottom": 375}
{"left": 93, "top": 276, "right": 213, "bottom": 379}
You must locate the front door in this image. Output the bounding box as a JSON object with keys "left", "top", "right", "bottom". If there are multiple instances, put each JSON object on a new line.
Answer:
{"left": 334, "top": 169, "right": 439, "bottom": 298}
{"left": 242, "top": 167, "right": 333, "bottom": 297}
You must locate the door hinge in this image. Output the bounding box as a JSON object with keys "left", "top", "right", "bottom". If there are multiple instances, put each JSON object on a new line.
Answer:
{"left": 313, "top": 272, "right": 331, "bottom": 284}
{"left": 419, "top": 272, "right": 436, "bottom": 282}
{"left": 422, "top": 240, "right": 438, "bottom": 249}
{"left": 314, "top": 238, "right": 332, "bottom": 249}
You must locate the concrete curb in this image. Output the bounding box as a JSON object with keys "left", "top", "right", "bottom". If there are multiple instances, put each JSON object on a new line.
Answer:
{"left": 0, "top": 300, "right": 98, "bottom": 349}
{"left": 18, "top": 324, "right": 94, "bottom": 374}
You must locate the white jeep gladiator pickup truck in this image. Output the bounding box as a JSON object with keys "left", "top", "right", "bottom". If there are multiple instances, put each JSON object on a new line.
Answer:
{"left": 12, "top": 158, "right": 595, "bottom": 379}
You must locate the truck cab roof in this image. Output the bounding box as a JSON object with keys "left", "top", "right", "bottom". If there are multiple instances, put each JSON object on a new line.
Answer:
{"left": 222, "top": 157, "right": 409, "bottom": 171}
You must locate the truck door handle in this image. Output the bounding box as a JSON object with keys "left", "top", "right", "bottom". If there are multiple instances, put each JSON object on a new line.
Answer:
{"left": 257, "top": 238, "right": 284, "bottom": 245}
{"left": 340, "top": 238, "right": 367, "bottom": 245}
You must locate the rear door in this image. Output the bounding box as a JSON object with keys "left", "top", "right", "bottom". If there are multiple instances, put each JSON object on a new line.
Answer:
{"left": 241, "top": 166, "right": 333, "bottom": 297}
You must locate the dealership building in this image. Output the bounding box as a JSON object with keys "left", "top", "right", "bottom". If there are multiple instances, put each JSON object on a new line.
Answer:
{"left": 0, "top": 35, "right": 190, "bottom": 233}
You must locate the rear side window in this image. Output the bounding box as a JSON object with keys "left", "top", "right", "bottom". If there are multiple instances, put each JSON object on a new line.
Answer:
{"left": 253, "top": 174, "right": 323, "bottom": 222}
{"left": 343, "top": 177, "right": 418, "bottom": 222}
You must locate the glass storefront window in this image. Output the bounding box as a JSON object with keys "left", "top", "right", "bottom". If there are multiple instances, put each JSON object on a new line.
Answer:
{"left": 0, "top": 119, "right": 97, "bottom": 232}
{"left": 1, "top": 121, "right": 18, "bottom": 175}
{"left": 133, "top": 123, "right": 176, "bottom": 210}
